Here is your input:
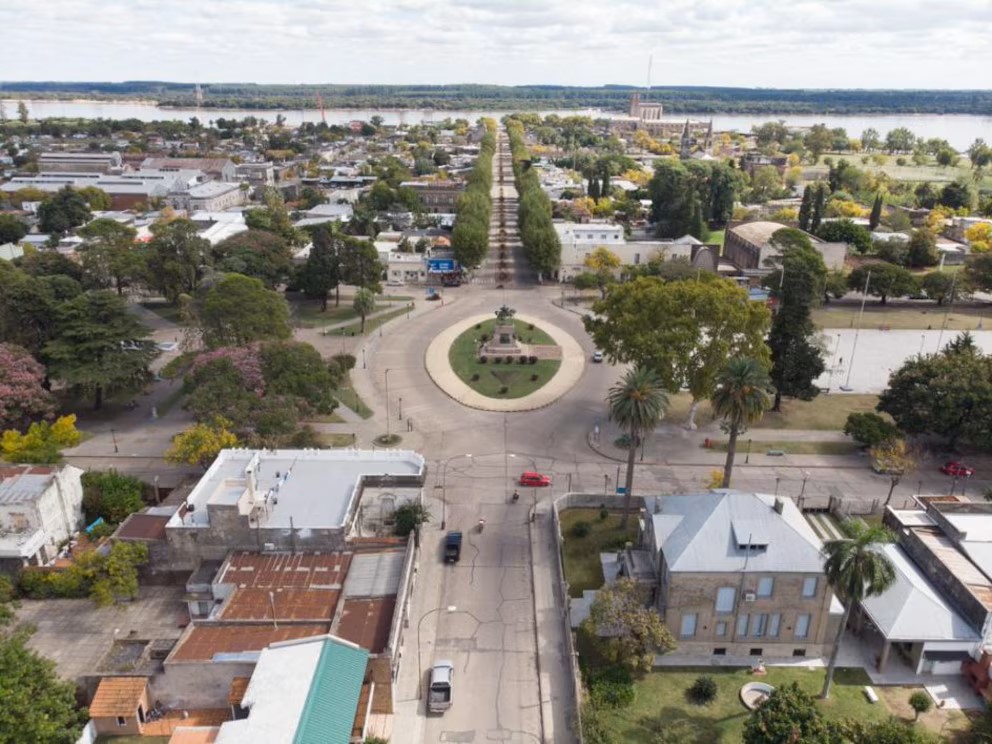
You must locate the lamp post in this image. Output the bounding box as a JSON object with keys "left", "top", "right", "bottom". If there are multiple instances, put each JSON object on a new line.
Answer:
{"left": 745, "top": 438, "right": 752, "bottom": 464}
{"left": 439, "top": 453, "right": 472, "bottom": 530}
{"left": 841, "top": 269, "right": 872, "bottom": 392}
{"left": 417, "top": 606, "right": 458, "bottom": 698}
{"left": 398, "top": 397, "right": 403, "bottom": 421}
{"left": 798, "top": 470, "right": 810, "bottom": 507}
{"left": 774, "top": 476, "right": 781, "bottom": 497}
{"left": 362, "top": 347, "right": 366, "bottom": 369}
{"left": 110, "top": 428, "right": 119, "bottom": 454}
{"left": 384, "top": 368, "right": 392, "bottom": 439}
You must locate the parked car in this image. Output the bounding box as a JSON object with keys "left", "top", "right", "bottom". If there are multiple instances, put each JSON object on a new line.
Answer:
{"left": 940, "top": 461, "right": 975, "bottom": 478}
{"left": 592, "top": 350, "right": 604, "bottom": 363}
{"left": 428, "top": 661, "right": 454, "bottom": 713}
{"left": 520, "top": 472, "right": 552, "bottom": 487}
{"left": 444, "top": 532, "right": 462, "bottom": 563}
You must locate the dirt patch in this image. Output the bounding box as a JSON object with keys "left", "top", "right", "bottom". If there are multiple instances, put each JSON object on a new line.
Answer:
{"left": 876, "top": 685, "right": 974, "bottom": 741}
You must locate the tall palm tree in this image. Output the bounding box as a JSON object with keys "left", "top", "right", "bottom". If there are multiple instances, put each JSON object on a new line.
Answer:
{"left": 608, "top": 366, "right": 669, "bottom": 528}
{"left": 820, "top": 520, "right": 896, "bottom": 699}
{"left": 710, "top": 357, "right": 772, "bottom": 488}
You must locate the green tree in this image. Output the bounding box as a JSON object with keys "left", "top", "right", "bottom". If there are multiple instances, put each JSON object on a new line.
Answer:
{"left": 816, "top": 219, "right": 872, "bottom": 253}
{"left": 44, "top": 291, "right": 155, "bottom": 410}
{"left": 81, "top": 470, "right": 146, "bottom": 524}
{"left": 77, "top": 217, "right": 143, "bottom": 295}
{"left": 245, "top": 187, "right": 301, "bottom": 244}
{"left": 190, "top": 273, "right": 291, "bottom": 348}
{"left": 0, "top": 267, "right": 81, "bottom": 360}
{"left": 844, "top": 412, "right": 900, "bottom": 448}
{"left": 37, "top": 186, "right": 92, "bottom": 235}
{"left": 742, "top": 682, "right": 841, "bottom": 744}
{"left": 710, "top": 358, "right": 771, "bottom": 488}
{"left": 908, "top": 690, "right": 933, "bottom": 721}
{"left": 297, "top": 185, "right": 327, "bottom": 210}
{"left": 905, "top": 229, "right": 938, "bottom": 268}
{"left": 353, "top": 287, "right": 376, "bottom": 334}
{"left": 821, "top": 520, "right": 896, "bottom": 699}
{"left": 16, "top": 100, "right": 29, "bottom": 123}
{"left": 582, "top": 577, "right": 675, "bottom": 673}
{"left": 939, "top": 180, "right": 972, "bottom": 210}
{"left": 143, "top": 218, "right": 212, "bottom": 304}
{"left": 848, "top": 263, "right": 918, "bottom": 305}
{"left": 212, "top": 229, "right": 294, "bottom": 288}
{"left": 869, "top": 193, "right": 884, "bottom": 230}
{"left": 762, "top": 229, "right": 827, "bottom": 410}
{"left": 339, "top": 236, "right": 384, "bottom": 292}
{"left": 804, "top": 123, "right": 834, "bottom": 162}
{"left": 885, "top": 127, "right": 916, "bottom": 153}
{"left": 749, "top": 165, "right": 782, "bottom": 203}
{"left": 586, "top": 276, "right": 771, "bottom": 427}
{"left": 76, "top": 186, "right": 112, "bottom": 210}
{"left": 607, "top": 366, "right": 669, "bottom": 528}
{"left": 798, "top": 186, "right": 813, "bottom": 232}
{"left": 877, "top": 341, "right": 992, "bottom": 449}
{"left": 393, "top": 501, "right": 431, "bottom": 537}
{"left": 17, "top": 248, "right": 84, "bottom": 283}
{"left": 0, "top": 214, "right": 27, "bottom": 244}
{"left": 297, "top": 224, "right": 343, "bottom": 310}
{"left": 965, "top": 252, "right": 992, "bottom": 293}
{"left": 920, "top": 271, "right": 959, "bottom": 305}
{"left": 870, "top": 438, "right": 919, "bottom": 507}
{"left": 88, "top": 541, "right": 149, "bottom": 606}
{"left": 583, "top": 246, "right": 622, "bottom": 298}
{"left": 810, "top": 183, "right": 827, "bottom": 232}
{"left": 844, "top": 718, "right": 938, "bottom": 744}
{"left": 260, "top": 341, "right": 338, "bottom": 415}
{"left": 0, "top": 631, "right": 87, "bottom": 743}
{"left": 861, "top": 128, "right": 881, "bottom": 152}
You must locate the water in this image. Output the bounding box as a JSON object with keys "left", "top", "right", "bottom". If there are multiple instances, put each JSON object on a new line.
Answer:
{"left": 5, "top": 99, "right": 991, "bottom": 150}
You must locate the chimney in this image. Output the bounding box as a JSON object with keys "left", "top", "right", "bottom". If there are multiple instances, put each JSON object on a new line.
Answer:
{"left": 773, "top": 498, "right": 784, "bottom": 515}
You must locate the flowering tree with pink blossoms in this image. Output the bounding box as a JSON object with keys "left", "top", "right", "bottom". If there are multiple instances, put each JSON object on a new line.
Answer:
{"left": 0, "top": 343, "right": 56, "bottom": 431}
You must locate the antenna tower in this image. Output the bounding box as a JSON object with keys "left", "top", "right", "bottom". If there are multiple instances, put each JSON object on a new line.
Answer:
{"left": 316, "top": 92, "right": 327, "bottom": 124}
{"left": 195, "top": 84, "right": 204, "bottom": 107}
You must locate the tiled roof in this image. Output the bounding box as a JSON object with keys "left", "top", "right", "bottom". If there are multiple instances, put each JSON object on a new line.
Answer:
{"left": 171, "top": 625, "right": 330, "bottom": 662}
{"left": 89, "top": 676, "right": 148, "bottom": 717}
{"left": 115, "top": 513, "right": 169, "bottom": 541}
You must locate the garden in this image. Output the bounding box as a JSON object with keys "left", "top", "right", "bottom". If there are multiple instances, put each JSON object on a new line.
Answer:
{"left": 447, "top": 317, "right": 562, "bottom": 399}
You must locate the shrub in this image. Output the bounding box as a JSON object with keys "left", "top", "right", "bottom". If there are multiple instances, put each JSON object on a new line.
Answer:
{"left": 909, "top": 690, "right": 933, "bottom": 719}
{"left": 571, "top": 521, "right": 591, "bottom": 538}
{"left": 504, "top": 357, "right": 514, "bottom": 365}
{"left": 599, "top": 506, "right": 609, "bottom": 520}
{"left": 393, "top": 501, "right": 431, "bottom": 537}
{"left": 687, "top": 675, "right": 718, "bottom": 704}
{"left": 332, "top": 353, "right": 356, "bottom": 372}
{"left": 493, "top": 357, "right": 502, "bottom": 364}
{"left": 897, "top": 157, "right": 907, "bottom": 166}
{"left": 499, "top": 385, "right": 509, "bottom": 394}
{"left": 530, "top": 374, "right": 538, "bottom": 381}
{"left": 528, "top": 323, "right": 535, "bottom": 330}
{"left": 529, "top": 355, "right": 538, "bottom": 364}
{"left": 81, "top": 470, "right": 146, "bottom": 524}
{"left": 591, "top": 678, "right": 635, "bottom": 709}
{"left": 475, "top": 323, "right": 482, "bottom": 329}
{"left": 844, "top": 412, "right": 901, "bottom": 447}
{"left": 518, "top": 356, "right": 527, "bottom": 364}
{"left": 471, "top": 373, "right": 480, "bottom": 381}
{"left": 479, "top": 355, "right": 487, "bottom": 363}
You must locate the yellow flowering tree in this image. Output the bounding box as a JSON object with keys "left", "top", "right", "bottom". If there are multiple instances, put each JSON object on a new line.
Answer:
{"left": 166, "top": 418, "right": 239, "bottom": 470}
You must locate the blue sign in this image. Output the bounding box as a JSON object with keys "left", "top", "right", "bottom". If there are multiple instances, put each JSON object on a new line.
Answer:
{"left": 427, "top": 258, "right": 457, "bottom": 273}
{"left": 616, "top": 487, "right": 627, "bottom": 495}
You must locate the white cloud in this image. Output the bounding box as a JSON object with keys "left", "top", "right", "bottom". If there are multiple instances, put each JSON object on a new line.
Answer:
{"left": 1, "top": 0, "right": 989, "bottom": 87}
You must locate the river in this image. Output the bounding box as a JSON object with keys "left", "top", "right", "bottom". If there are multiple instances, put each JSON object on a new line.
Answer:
{"left": 4, "top": 99, "right": 991, "bottom": 150}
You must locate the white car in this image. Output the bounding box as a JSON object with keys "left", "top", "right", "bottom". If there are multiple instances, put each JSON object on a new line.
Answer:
{"left": 592, "top": 350, "right": 604, "bottom": 363}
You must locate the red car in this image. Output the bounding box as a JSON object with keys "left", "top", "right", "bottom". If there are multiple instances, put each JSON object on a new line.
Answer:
{"left": 520, "top": 472, "right": 552, "bottom": 487}
{"left": 940, "top": 461, "right": 975, "bottom": 478}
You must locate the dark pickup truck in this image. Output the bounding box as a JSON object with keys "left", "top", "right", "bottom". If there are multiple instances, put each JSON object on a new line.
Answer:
{"left": 444, "top": 531, "right": 462, "bottom": 563}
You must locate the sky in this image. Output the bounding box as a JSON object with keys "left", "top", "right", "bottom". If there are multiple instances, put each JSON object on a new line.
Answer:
{"left": 3, "top": 0, "right": 991, "bottom": 89}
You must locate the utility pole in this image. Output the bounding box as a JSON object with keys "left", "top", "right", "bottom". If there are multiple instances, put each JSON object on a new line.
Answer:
{"left": 841, "top": 269, "right": 871, "bottom": 391}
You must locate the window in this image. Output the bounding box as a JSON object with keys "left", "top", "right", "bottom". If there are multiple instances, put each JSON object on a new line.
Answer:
{"left": 736, "top": 614, "right": 749, "bottom": 637}
{"left": 802, "top": 577, "right": 818, "bottom": 598}
{"left": 751, "top": 613, "right": 768, "bottom": 638}
{"left": 116, "top": 717, "right": 127, "bottom": 727}
{"left": 750, "top": 648, "right": 763, "bottom": 656}
{"left": 769, "top": 613, "right": 781, "bottom": 638}
{"left": 715, "top": 587, "right": 736, "bottom": 613}
{"left": 680, "top": 613, "right": 697, "bottom": 638}
{"left": 757, "top": 577, "right": 774, "bottom": 598}
{"left": 715, "top": 621, "right": 727, "bottom": 637}
{"left": 793, "top": 649, "right": 807, "bottom": 657}
{"left": 713, "top": 648, "right": 727, "bottom": 656}
{"left": 795, "top": 613, "right": 811, "bottom": 639}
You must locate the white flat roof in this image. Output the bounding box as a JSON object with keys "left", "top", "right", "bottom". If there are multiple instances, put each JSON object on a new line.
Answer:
{"left": 171, "top": 448, "right": 424, "bottom": 530}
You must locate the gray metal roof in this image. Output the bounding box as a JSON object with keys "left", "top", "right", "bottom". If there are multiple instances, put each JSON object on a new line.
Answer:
{"left": 648, "top": 491, "right": 825, "bottom": 574}
{"left": 0, "top": 472, "right": 52, "bottom": 505}
{"left": 342, "top": 550, "right": 404, "bottom": 597}
{"left": 860, "top": 544, "right": 979, "bottom": 642}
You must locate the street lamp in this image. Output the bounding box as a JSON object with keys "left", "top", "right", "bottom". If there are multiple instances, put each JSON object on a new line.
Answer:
{"left": 439, "top": 453, "right": 472, "bottom": 530}
{"left": 362, "top": 347, "right": 366, "bottom": 369}
{"left": 110, "top": 428, "right": 119, "bottom": 454}
{"left": 798, "top": 471, "right": 810, "bottom": 506}
{"left": 774, "top": 476, "right": 781, "bottom": 497}
{"left": 384, "top": 368, "right": 392, "bottom": 439}
{"left": 745, "top": 438, "right": 752, "bottom": 464}
{"left": 417, "top": 605, "right": 458, "bottom": 698}
{"left": 398, "top": 396, "right": 403, "bottom": 421}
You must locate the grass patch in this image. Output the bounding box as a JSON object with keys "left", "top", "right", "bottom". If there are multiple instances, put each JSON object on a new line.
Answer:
{"left": 448, "top": 318, "right": 561, "bottom": 399}
{"left": 560, "top": 508, "right": 638, "bottom": 598}
{"left": 318, "top": 432, "right": 356, "bottom": 448}
{"left": 665, "top": 393, "right": 716, "bottom": 428}
{"left": 751, "top": 394, "right": 880, "bottom": 431}
{"left": 708, "top": 439, "right": 859, "bottom": 456}
{"left": 813, "top": 303, "right": 989, "bottom": 331}
{"left": 594, "top": 665, "right": 887, "bottom": 744}
{"left": 707, "top": 229, "right": 725, "bottom": 249}
{"left": 876, "top": 685, "right": 973, "bottom": 740}
{"left": 289, "top": 294, "right": 413, "bottom": 328}
{"left": 324, "top": 306, "right": 409, "bottom": 337}
{"left": 307, "top": 411, "right": 346, "bottom": 423}
{"left": 140, "top": 301, "right": 182, "bottom": 324}
{"left": 335, "top": 373, "right": 373, "bottom": 419}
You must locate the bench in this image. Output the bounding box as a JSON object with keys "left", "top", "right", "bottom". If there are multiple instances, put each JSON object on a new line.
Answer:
{"left": 766, "top": 449, "right": 785, "bottom": 457}
{"left": 864, "top": 686, "right": 879, "bottom": 704}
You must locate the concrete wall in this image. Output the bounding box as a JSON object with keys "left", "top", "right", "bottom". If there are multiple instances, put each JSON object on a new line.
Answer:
{"left": 153, "top": 660, "right": 256, "bottom": 708}
{"left": 662, "top": 571, "right": 835, "bottom": 659}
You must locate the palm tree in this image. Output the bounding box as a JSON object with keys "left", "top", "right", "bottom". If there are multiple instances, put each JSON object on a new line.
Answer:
{"left": 608, "top": 366, "right": 669, "bottom": 528}
{"left": 710, "top": 358, "right": 772, "bottom": 488}
{"left": 820, "top": 520, "right": 896, "bottom": 699}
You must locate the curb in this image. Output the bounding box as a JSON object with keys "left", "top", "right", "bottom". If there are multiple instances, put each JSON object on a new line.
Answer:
{"left": 528, "top": 505, "right": 551, "bottom": 743}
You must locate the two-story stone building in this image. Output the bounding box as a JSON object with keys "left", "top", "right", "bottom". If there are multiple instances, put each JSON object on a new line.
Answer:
{"left": 636, "top": 491, "right": 842, "bottom": 660}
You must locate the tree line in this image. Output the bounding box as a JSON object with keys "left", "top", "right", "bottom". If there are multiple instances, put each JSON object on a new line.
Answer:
{"left": 451, "top": 120, "right": 496, "bottom": 268}
{"left": 506, "top": 118, "right": 561, "bottom": 278}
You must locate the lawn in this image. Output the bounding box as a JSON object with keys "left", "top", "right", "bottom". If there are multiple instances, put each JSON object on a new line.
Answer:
{"left": 751, "top": 394, "right": 880, "bottom": 431}
{"left": 813, "top": 303, "right": 990, "bottom": 331}
{"left": 709, "top": 439, "right": 859, "bottom": 456}
{"left": 324, "top": 306, "right": 410, "bottom": 337}
{"left": 289, "top": 294, "right": 414, "bottom": 328}
{"left": 876, "top": 685, "right": 974, "bottom": 742}
{"left": 560, "top": 508, "right": 639, "bottom": 598}
{"left": 707, "top": 229, "right": 725, "bottom": 249}
{"left": 665, "top": 393, "right": 716, "bottom": 428}
{"left": 335, "top": 373, "right": 374, "bottom": 419}
{"left": 140, "top": 300, "right": 182, "bottom": 324}
{"left": 448, "top": 318, "right": 562, "bottom": 399}
{"left": 595, "top": 665, "right": 887, "bottom": 744}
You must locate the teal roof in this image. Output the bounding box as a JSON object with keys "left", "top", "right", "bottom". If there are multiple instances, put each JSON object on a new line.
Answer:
{"left": 293, "top": 638, "right": 370, "bottom": 744}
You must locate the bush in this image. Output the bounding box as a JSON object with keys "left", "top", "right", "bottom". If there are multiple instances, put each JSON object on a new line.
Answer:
{"left": 479, "top": 355, "right": 487, "bottom": 363}
{"left": 517, "top": 356, "right": 527, "bottom": 364}
{"left": 499, "top": 385, "right": 509, "bottom": 394}
{"left": 599, "top": 506, "right": 609, "bottom": 520}
{"left": 897, "top": 157, "right": 907, "bottom": 166}
{"left": 530, "top": 374, "right": 539, "bottom": 381}
{"left": 909, "top": 690, "right": 933, "bottom": 719}
{"left": 591, "top": 678, "right": 635, "bottom": 709}
{"left": 471, "top": 373, "right": 480, "bottom": 381}
{"left": 844, "top": 412, "right": 901, "bottom": 447}
{"left": 528, "top": 323, "right": 535, "bottom": 330}
{"left": 332, "top": 353, "right": 356, "bottom": 372}
{"left": 493, "top": 357, "right": 502, "bottom": 364}
{"left": 571, "top": 521, "right": 591, "bottom": 538}
{"left": 687, "top": 675, "right": 718, "bottom": 704}
{"left": 475, "top": 323, "right": 481, "bottom": 329}
{"left": 529, "top": 355, "right": 538, "bottom": 364}
{"left": 81, "top": 470, "right": 146, "bottom": 524}
{"left": 504, "top": 357, "right": 514, "bottom": 365}
{"left": 393, "top": 501, "right": 431, "bottom": 537}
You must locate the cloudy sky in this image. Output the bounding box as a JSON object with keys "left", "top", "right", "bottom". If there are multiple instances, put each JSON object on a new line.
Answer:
{"left": 3, "top": 0, "right": 990, "bottom": 88}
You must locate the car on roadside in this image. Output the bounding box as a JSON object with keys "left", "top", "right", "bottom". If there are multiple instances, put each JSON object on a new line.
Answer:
{"left": 940, "top": 461, "right": 975, "bottom": 478}
{"left": 443, "top": 532, "right": 462, "bottom": 563}
{"left": 592, "top": 350, "right": 604, "bottom": 363}
{"left": 520, "top": 471, "right": 552, "bottom": 487}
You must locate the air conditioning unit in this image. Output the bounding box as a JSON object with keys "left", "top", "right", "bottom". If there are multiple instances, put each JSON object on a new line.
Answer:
{"left": 744, "top": 592, "right": 757, "bottom": 602}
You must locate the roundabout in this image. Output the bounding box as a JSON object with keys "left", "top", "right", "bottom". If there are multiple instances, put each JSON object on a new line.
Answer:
{"left": 425, "top": 308, "right": 586, "bottom": 412}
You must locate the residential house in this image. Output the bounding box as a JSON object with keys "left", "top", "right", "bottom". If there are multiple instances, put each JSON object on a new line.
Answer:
{"left": 0, "top": 465, "right": 84, "bottom": 574}
{"left": 88, "top": 677, "right": 153, "bottom": 737}
{"left": 631, "top": 491, "right": 841, "bottom": 659}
